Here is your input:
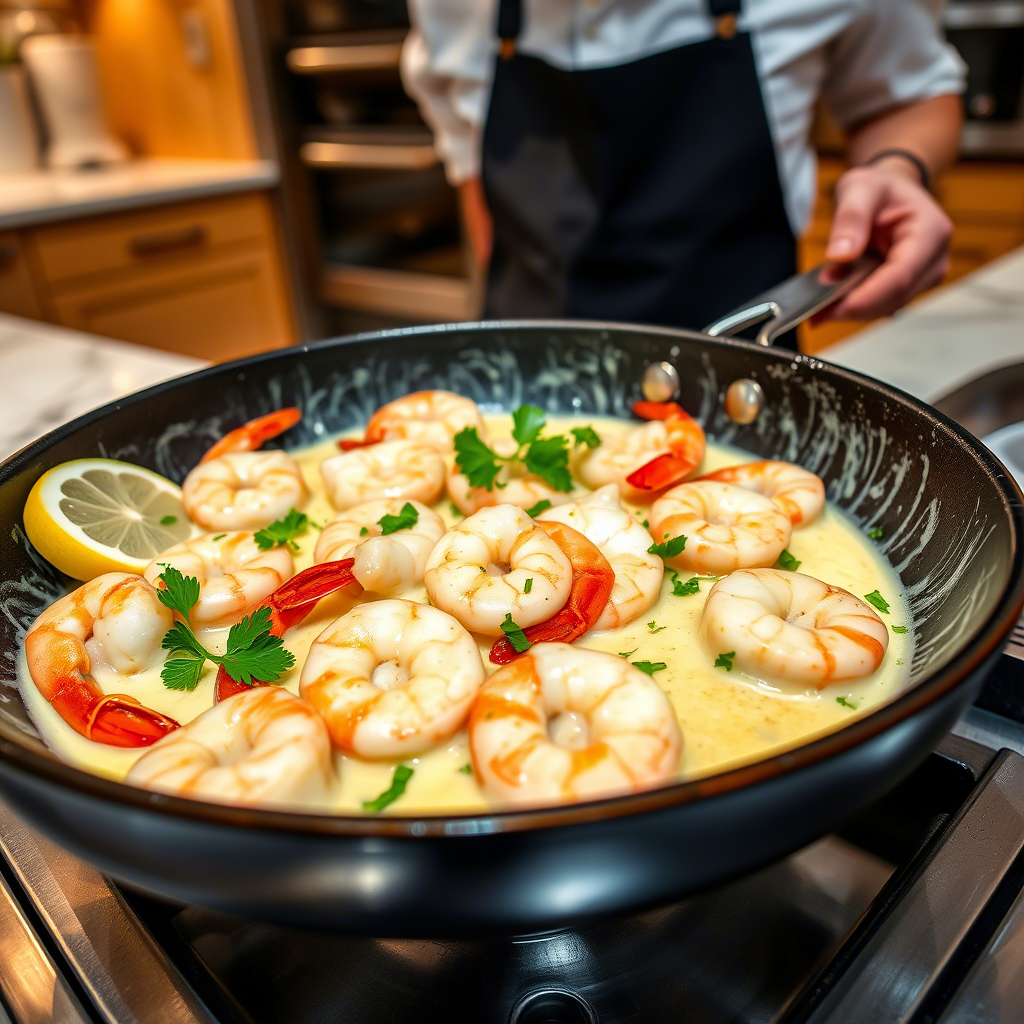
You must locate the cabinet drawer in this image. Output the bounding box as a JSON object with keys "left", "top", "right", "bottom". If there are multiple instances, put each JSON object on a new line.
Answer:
{"left": 33, "top": 194, "right": 267, "bottom": 288}
{"left": 0, "top": 231, "right": 46, "bottom": 320}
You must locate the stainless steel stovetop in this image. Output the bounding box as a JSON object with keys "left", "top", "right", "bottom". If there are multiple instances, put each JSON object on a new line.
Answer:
{"left": 2, "top": 652, "right": 1024, "bottom": 1024}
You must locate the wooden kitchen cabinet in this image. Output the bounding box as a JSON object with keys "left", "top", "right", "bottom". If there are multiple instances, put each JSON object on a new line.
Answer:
{"left": 2, "top": 192, "right": 296, "bottom": 359}
{"left": 799, "top": 158, "right": 1024, "bottom": 354}
{"left": 0, "top": 232, "right": 47, "bottom": 321}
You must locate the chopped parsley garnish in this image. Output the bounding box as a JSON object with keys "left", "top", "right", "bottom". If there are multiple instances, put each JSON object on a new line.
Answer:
{"left": 864, "top": 590, "right": 890, "bottom": 614}
{"left": 500, "top": 612, "right": 532, "bottom": 653}
{"left": 869, "top": 527, "right": 884, "bottom": 540}
{"left": 836, "top": 696, "right": 859, "bottom": 710}
{"left": 377, "top": 502, "right": 419, "bottom": 535}
{"left": 458, "top": 764, "right": 474, "bottom": 775}
{"left": 362, "top": 765, "right": 413, "bottom": 813}
{"left": 618, "top": 648, "right": 639, "bottom": 659}
{"left": 359, "top": 526, "right": 369, "bottom": 536}
{"left": 523, "top": 578, "right": 533, "bottom": 594}
{"left": 632, "top": 660, "right": 667, "bottom": 676}
{"left": 891, "top": 624, "right": 909, "bottom": 634}
{"left": 156, "top": 567, "right": 294, "bottom": 690}
{"left": 570, "top": 425, "right": 601, "bottom": 449}
{"left": 254, "top": 508, "right": 311, "bottom": 551}
{"left": 160, "top": 515, "right": 178, "bottom": 526}
{"left": 648, "top": 621, "right": 666, "bottom": 634}
{"left": 525, "top": 499, "right": 552, "bottom": 517}
{"left": 777, "top": 549, "right": 801, "bottom": 572}
{"left": 714, "top": 651, "right": 736, "bottom": 672}
{"left": 648, "top": 534, "right": 687, "bottom": 559}
{"left": 670, "top": 572, "right": 700, "bottom": 597}
{"left": 212, "top": 534, "right": 227, "bottom": 542}
{"left": 449, "top": 502, "right": 463, "bottom": 518}
{"left": 642, "top": 519, "right": 649, "bottom": 529}
{"left": 453, "top": 404, "right": 572, "bottom": 493}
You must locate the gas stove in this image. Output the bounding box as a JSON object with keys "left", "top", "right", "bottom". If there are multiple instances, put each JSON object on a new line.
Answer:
{"left": 1, "top": 650, "right": 1023, "bottom": 1024}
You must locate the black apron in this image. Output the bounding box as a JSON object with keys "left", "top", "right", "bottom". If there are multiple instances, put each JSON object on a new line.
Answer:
{"left": 481, "top": 0, "right": 798, "bottom": 346}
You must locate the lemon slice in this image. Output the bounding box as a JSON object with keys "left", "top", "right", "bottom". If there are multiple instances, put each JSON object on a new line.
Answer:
{"left": 24, "top": 458, "right": 194, "bottom": 580}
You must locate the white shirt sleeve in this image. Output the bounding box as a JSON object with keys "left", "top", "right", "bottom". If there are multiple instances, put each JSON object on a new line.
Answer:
{"left": 823, "top": 0, "right": 967, "bottom": 130}
{"left": 401, "top": 0, "right": 497, "bottom": 184}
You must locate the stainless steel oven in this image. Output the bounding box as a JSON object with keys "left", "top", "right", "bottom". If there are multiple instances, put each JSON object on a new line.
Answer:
{"left": 945, "top": 1, "right": 1024, "bottom": 155}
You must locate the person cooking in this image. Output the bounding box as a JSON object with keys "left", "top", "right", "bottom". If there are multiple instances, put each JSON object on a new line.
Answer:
{"left": 401, "top": 0, "right": 965, "bottom": 348}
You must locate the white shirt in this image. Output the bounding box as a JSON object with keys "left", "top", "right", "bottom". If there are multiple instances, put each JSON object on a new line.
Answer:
{"left": 401, "top": 0, "right": 966, "bottom": 234}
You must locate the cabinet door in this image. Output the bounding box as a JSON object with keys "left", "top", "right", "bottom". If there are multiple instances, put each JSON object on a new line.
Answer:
{"left": 52, "top": 247, "right": 292, "bottom": 361}
{"left": 0, "top": 232, "right": 46, "bottom": 321}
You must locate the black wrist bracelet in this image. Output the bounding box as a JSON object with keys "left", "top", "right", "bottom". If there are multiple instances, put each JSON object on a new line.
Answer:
{"left": 862, "top": 148, "right": 931, "bottom": 192}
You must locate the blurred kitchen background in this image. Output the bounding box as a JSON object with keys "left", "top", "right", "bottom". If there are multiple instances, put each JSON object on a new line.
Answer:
{"left": 1, "top": 0, "right": 1024, "bottom": 361}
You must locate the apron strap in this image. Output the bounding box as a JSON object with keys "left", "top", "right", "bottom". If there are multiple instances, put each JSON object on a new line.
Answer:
{"left": 496, "top": 0, "right": 521, "bottom": 60}
{"left": 708, "top": 0, "right": 742, "bottom": 40}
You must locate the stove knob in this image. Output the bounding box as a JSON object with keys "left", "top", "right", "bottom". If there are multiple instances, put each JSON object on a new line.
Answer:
{"left": 508, "top": 988, "right": 598, "bottom": 1024}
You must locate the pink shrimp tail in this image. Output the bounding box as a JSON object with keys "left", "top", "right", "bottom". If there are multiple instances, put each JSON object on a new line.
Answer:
{"left": 626, "top": 400, "right": 704, "bottom": 492}
{"left": 215, "top": 559, "right": 360, "bottom": 701}
{"left": 201, "top": 407, "right": 302, "bottom": 464}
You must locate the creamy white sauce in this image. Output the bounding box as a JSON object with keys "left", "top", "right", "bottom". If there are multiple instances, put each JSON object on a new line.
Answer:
{"left": 19, "top": 414, "right": 912, "bottom": 814}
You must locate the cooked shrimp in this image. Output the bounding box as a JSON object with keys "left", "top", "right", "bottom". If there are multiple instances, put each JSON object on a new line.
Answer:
{"left": 144, "top": 532, "right": 293, "bottom": 628}
{"left": 300, "top": 599, "right": 485, "bottom": 758}
{"left": 574, "top": 402, "right": 705, "bottom": 503}
{"left": 126, "top": 687, "right": 334, "bottom": 807}
{"left": 363, "top": 390, "right": 486, "bottom": 450}
{"left": 469, "top": 643, "right": 682, "bottom": 806}
{"left": 699, "top": 461, "right": 825, "bottom": 527}
{"left": 182, "top": 452, "right": 305, "bottom": 532}
{"left": 538, "top": 484, "right": 662, "bottom": 630}
{"left": 648, "top": 480, "right": 792, "bottom": 575}
{"left": 320, "top": 439, "right": 445, "bottom": 510}
{"left": 488, "top": 519, "right": 614, "bottom": 664}
{"left": 24, "top": 573, "right": 179, "bottom": 747}
{"left": 701, "top": 569, "right": 889, "bottom": 688}
{"left": 447, "top": 436, "right": 572, "bottom": 515}
{"left": 313, "top": 498, "right": 446, "bottom": 595}
{"left": 424, "top": 504, "right": 572, "bottom": 635}
{"left": 200, "top": 408, "right": 301, "bottom": 464}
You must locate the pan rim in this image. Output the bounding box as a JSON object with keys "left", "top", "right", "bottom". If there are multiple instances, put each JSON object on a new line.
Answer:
{"left": 0, "top": 319, "right": 1021, "bottom": 839}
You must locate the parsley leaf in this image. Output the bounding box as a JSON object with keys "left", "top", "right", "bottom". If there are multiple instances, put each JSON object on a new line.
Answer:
{"left": 869, "top": 527, "right": 884, "bottom": 540}
{"left": 359, "top": 526, "right": 369, "bottom": 536}
{"left": 670, "top": 573, "right": 700, "bottom": 597}
{"left": 632, "top": 660, "right": 667, "bottom": 676}
{"left": 212, "top": 534, "right": 227, "bottom": 541}
{"left": 217, "top": 608, "right": 295, "bottom": 686}
{"left": 836, "top": 696, "right": 859, "bottom": 710}
{"left": 362, "top": 765, "right": 414, "bottom": 813}
{"left": 161, "top": 620, "right": 207, "bottom": 661}
{"left": 458, "top": 764, "right": 474, "bottom": 775}
{"left": 777, "top": 549, "right": 801, "bottom": 572}
{"left": 570, "top": 425, "right": 601, "bottom": 449}
{"left": 512, "top": 405, "right": 546, "bottom": 447}
{"left": 161, "top": 655, "right": 206, "bottom": 692}
{"left": 618, "top": 648, "right": 639, "bottom": 658}
{"left": 892, "top": 624, "right": 909, "bottom": 634}
{"left": 159, "top": 514, "right": 178, "bottom": 526}
{"left": 648, "top": 534, "right": 687, "bottom": 559}
{"left": 449, "top": 502, "right": 463, "bottom": 518}
{"left": 524, "top": 435, "right": 573, "bottom": 492}
{"left": 525, "top": 499, "right": 552, "bottom": 517}
{"left": 254, "top": 508, "right": 311, "bottom": 551}
{"left": 378, "top": 502, "right": 419, "bottom": 535}
{"left": 864, "top": 590, "right": 890, "bottom": 614}
{"left": 500, "top": 613, "right": 532, "bottom": 653}
{"left": 523, "top": 578, "right": 533, "bottom": 594}
{"left": 155, "top": 566, "right": 201, "bottom": 620}
{"left": 714, "top": 651, "right": 736, "bottom": 672}
{"left": 648, "top": 621, "right": 666, "bottom": 634}
{"left": 454, "top": 427, "right": 503, "bottom": 490}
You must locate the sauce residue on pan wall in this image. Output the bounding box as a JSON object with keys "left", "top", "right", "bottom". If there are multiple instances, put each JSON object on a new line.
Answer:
{"left": 19, "top": 415, "right": 913, "bottom": 814}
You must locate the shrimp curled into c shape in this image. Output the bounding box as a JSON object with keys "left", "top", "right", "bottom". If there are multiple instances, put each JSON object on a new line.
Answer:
{"left": 320, "top": 439, "right": 445, "bottom": 510}
{"left": 649, "top": 480, "right": 792, "bottom": 575}
{"left": 699, "top": 461, "right": 825, "bottom": 527}
{"left": 299, "top": 599, "right": 485, "bottom": 759}
{"left": 424, "top": 504, "right": 572, "bottom": 635}
{"left": 313, "top": 498, "right": 445, "bottom": 595}
{"left": 700, "top": 568, "right": 889, "bottom": 688}
{"left": 469, "top": 643, "right": 683, "bottom": 806}
{"left": 364, "top": 390, "right": 486, "bottom": 451}
{"left": 126, "top": 687, "right": 335, "bottom": 807}
{"left": 144, "top": 532, "right": 294, "bottom": 628}
{"left": 25, "top": 572, "right": 179, "bottom": 747}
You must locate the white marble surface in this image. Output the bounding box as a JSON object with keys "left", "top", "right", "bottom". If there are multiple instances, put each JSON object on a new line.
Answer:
{"left": 0, "top": 314, "right": 204, "bottom": 460}
{"left": 0, "top": 158, "right": 279, "bottom": 230}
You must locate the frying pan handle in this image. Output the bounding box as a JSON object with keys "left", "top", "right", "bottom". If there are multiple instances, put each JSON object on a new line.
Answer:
{"left": 703, "top": 251, "right": 884, "bottom": 346}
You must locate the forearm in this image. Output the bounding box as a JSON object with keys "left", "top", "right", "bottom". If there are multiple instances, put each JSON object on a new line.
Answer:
{"left": 845, "top": 94, "right": 963, "bottom": 183}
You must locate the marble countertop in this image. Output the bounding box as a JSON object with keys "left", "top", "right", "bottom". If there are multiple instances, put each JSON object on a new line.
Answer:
{"left": 0, "top": 158, "right": 279, "bottom": 231}
{"left": 1, "top": 244, "right": 1023, "bottom": 461}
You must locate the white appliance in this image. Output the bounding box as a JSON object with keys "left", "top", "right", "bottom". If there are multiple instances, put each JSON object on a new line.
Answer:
{"left": 19, "top": 34, "right": 126, "bottom": 169}
{"left": 0, "top": 64, "right": 38, "bottom": 171}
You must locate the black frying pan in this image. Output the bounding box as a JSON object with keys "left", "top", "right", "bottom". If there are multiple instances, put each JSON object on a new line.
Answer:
{"left": 0, "top": 261, "right": 1021, "bottom": 936}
